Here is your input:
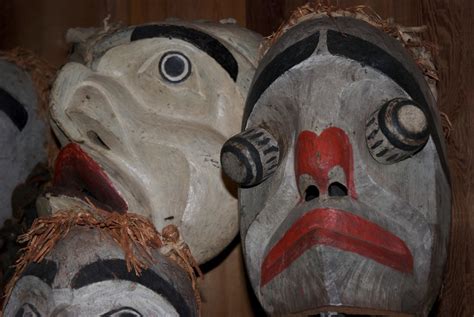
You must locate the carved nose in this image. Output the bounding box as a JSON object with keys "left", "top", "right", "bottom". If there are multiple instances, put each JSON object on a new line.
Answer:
{"left": 220, "top": 127, "right": 280, "bottom": 187}
{"left": 296, "top": 127, "right": 356, "bottom": 199}
{"left": 366, "top": 98, "right": 429, "bottom": 164}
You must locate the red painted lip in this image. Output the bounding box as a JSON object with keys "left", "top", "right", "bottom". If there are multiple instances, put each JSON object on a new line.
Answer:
{"left": 260, "top": 208, "right": 413, "bottom": 287}
{"left": 53, "top": 143, "right": 128, "bottom": 212}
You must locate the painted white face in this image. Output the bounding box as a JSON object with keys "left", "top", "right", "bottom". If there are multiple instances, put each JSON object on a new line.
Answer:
{"left": 49, "top": 22, "right": 261, "bottom": 263}
{"left": 0, "top": 59, "right": 47, "bottom": 225}
{"left": 3, "top": 227, "right": 197, "bottom": 316}
{"left": 221, "top": 17, "right": 450, "bottom": 315}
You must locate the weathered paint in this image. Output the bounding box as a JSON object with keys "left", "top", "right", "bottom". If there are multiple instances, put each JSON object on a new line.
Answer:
{"left": 221, "top": 16, "right": 450, "bottom": 316}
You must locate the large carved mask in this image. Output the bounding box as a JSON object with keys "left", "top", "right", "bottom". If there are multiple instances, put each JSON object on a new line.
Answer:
{"left": 221, "top": 17, "right": 450, "bottom": 315}
{"left": 48, "top": 21, "right": 261, "bottom": 263}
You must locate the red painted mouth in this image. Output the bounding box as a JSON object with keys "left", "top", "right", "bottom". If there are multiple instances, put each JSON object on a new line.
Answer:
{"left": 53, "top": 143, "right": 128, "bottom": 212}
{"left": 261, "top": 208, "right": 413, "bottom": 286}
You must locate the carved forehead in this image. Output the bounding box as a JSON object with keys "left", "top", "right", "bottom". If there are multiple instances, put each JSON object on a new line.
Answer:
{"left": 244, "top": 16, "right": 448, "bottom": 180}
{"left": 15, "top": 227, "right": 196, "bottom": 315}
{"left": 83, "top": 21, "right": 261, "bottom": 95}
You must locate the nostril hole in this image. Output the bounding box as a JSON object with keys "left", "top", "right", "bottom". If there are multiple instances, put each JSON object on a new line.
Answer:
{"left": 87, "top": 131, "right": 110, "bottom": 150}
{"left": 304, "top": 185, "right": 320, "bottom": 201}
{"left": 328, "top": 182, "right": 348, "bottom": 197}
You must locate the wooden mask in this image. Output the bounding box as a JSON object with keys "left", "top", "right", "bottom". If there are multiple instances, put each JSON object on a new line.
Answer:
{"left": 47, "top": 21, "right": 261, "bottom": 264}
{"left": 3, "top": 226, "right": 198, "bottom": 316}
{"left": 221, "top": 17, "right": 450, "bottom": 316}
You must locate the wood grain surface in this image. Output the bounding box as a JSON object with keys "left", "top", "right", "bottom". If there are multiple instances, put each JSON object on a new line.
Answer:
{"left": 0, "top": 0, "right": 472, "bottom": 315}
{"left": 0, "top": 0, "right": 245, "bottom": 66}
{"left": 247, "top": 0, "right": 474, "bottom": 316}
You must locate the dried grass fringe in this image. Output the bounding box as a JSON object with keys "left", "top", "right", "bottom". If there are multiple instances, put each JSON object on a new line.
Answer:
{"left": 261, "top": 1, "right": 439, "bottom": 90}
{"left": 3, "top": 204, "right": 201, "bottom": 311}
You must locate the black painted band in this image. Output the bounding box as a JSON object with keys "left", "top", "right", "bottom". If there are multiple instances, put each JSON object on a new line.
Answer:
{"left": 131, "top": 25, "right": 238, "bottom": 82}
{"left": 243, "top": 32, "right": 320, "bottom": 126}
{"left": 71, "top": 259, "right": 195, "bottom": 317}
{"left": 0, "top": 87, "right": 28, "bottom": 131}
{"left": 231, "top": 136, "right": 264, "bottom": 186}
{"left": 378, "top": 100, "right": 426, "bottom": 151}
{"left": 21, "top": 260, "right": 58, "bottom": 286}
{"left": 390, "top": 99, "right": 429, "bottom": 140}
{"left": 221, "top": 143, "right": 254, "bottom": 186}
{"left": 326, "top": 30, "right": 450, "bottom": 179}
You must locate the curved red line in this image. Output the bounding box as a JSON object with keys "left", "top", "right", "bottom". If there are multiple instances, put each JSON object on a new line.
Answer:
{"left": 261, "top": 208, "right": 413, "bottom": 286}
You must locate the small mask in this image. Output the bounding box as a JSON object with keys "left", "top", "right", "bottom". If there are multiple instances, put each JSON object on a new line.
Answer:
{"left": 3, "top": 225, "right": 198, "bottom": 316}
{"left": 48, "top": 21, "right": 261, "bottom": 263}
{"left": 221, "top": 16, "right": 450, "bottom": 315}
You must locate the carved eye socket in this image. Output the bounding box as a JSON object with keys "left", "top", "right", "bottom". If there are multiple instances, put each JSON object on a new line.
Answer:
{"left": 159, "top": 51, "right": 191, "bottom": 83}
{"left": 101, "top": 307, "right": 142, "bottom": 317}
{"left": 15, "top": 303, "right": 41, "bottom": 317}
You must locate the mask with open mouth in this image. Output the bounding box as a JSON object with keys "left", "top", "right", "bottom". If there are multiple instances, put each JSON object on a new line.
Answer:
{"left": 47, "top": 20, "right": 262, "bottom": 264}
{"left": 220, "top": 16, "right": 451, "bottom": 315}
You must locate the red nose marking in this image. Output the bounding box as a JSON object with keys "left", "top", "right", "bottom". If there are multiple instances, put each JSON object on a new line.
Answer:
{"left": 296, "top": 128, "right": 356, "bottom": 198}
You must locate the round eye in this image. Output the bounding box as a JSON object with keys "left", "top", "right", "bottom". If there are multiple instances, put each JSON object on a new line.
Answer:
{"left": 159, "top": 52, "right": 191, "bottom": 83}
{"left": 101, "top": 307, "right": 142, "bottom": 317}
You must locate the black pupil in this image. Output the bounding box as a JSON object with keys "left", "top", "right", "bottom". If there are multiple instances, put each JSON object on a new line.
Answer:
{"left": 164, "top": 55, "right": 185, "bottom": 77}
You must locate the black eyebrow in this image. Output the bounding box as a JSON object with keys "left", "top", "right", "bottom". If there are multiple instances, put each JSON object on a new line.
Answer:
{"left": 0, "top": 87, "right": 28, "bottom": 131}
{"left": 71, "top": 259, "right": 195, "bottom": 317}
{"left": 243, "top": 32, "right": 319, "bottom": 126}
{"left": 326, "top": 29, "right": 449, "bottom": 180}
{"left": 131, "top": 24, "right": 238, "bottom": 82}
{"left": 21, "top": 260, "right": 58, "bottom": 286}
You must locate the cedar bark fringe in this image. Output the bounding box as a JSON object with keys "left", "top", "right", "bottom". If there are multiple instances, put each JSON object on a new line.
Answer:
{"left": 3, "top": 206, "right": 201, "bottom": 312}
{"left": 0, "top": 48, "right": 58, "bottom": 166}
{"left": 261, "top": 1, "right": 439, "bottom": 90}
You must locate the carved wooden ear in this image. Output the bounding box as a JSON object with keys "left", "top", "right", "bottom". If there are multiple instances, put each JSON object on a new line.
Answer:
{"left": 366, "top": 98, "right": 430, "bottom": 164}
{"left": 221, "top": 127, "right": 280, "bottom": 187}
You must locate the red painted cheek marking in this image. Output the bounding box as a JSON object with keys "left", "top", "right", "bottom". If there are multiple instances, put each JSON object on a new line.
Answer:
{"left": 260, "top": 208, "right": 413, "bottom": 287}
{"left": 296, "top": 127, "right": 357, "bottom": 199}
{"left": 53, "top": 143, "right": 127, "bottom": 212}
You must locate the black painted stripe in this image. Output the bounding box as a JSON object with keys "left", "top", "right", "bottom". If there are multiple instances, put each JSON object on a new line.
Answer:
{"left": 131, "top": 25, "right": 238, "bottom": 82}
{"left": 221, "top": 143, "right": 254, "bottom": 185}
{"left": 376, "top": 148, "right": 389, "bottom": 157}
{"left": 266, "top": 156, "right": 277, "bottom": 164}
{"left": 390, "top": 99, "right": 429, "bottom": 140}
{"left": 367, "top": 129, "right": 378, "bottom": 140}
{"left": 263, "top": 145, "right": 279, "bottom": 155}
{"left": 378, "top": 100, "right": 422, "bottom": 151}
{"left": 21, "top": 260, "right": 58, "bottom": 286}
{"left": 370, "top": 140, "right": 383, "bottom": 150}
{"left": 366, "top": 117, "right": 376, "bottom": 127}
{"left": 71, "top": 259, "right": 195, "bottom": 317}
{"left": 101, "top": 307, "right": 142, "bottom": 317}
{"left": 257, "top": 137, "right": 271, "bottom": 146}
{"left": 232, "top": 136, "right": 264, "bottom": 186}
{"left": 326, "top": 30, "right": 448, "bottom": 178}
{"left": 386, "top": 154, "right": 399, "bottom": 162}
{"left": 243, "top": 32, "right": 320, "bottom": 126}
{"left": 0, "top": 87, "right": 28, "bottom": 131}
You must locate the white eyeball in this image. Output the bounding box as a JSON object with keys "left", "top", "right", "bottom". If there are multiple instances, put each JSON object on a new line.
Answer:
{"left": 159, "top": 52, "right": 191, "bottom": 83}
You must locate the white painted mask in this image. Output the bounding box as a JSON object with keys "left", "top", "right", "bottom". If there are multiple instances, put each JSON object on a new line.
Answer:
{"left": 3, "top": 227, "right": 198, "bottom": 316}
{"left": 48, "top": 21, "right": 261, "bottom": 263}
{"left": 0, "top": 58, "right": 47, "bottom": 225}
{"left": 221, "top": 17, "right": 450, "bottom": 315}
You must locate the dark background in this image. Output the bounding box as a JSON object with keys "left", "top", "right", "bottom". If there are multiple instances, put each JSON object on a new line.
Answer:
{"left": 0, "top": 0, "right": 472, "bottom": 315}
